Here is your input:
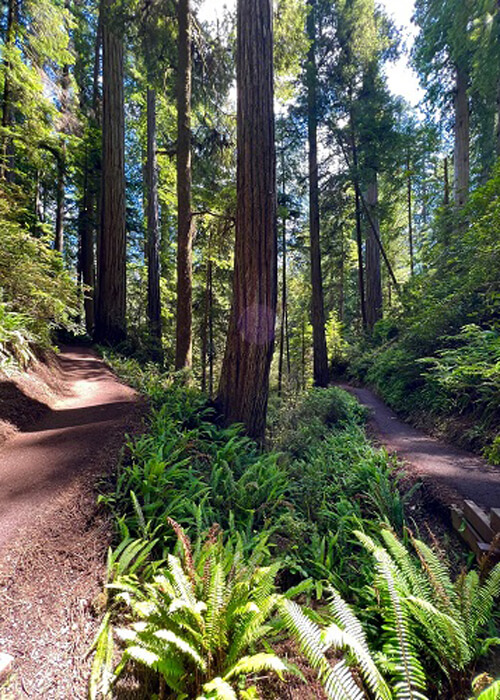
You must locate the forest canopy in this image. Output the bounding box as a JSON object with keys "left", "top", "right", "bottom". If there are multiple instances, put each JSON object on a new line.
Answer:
{"left": 0, "top": 0, "right": 499, "bottom": 446}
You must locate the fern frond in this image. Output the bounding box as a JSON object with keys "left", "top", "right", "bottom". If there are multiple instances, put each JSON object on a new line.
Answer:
{"left": 380, "top": 530, "right": 431, "bottom": 599}
{"left": 405, "top": 596, "right": 471, "bottom": 670}
{"left": 89, "top": 612, "right": 114, "bottom": 700}
{"left": 475, "top": 563, "right": 500, "bottom": 631}
{"left": 279, "top": 599, "right": 364, "bottom": 700}
{"left": 205, "top": 561, "right": 228, "bottom": 653}
{"left": 224, "top": 652, "right": 288, "bottom": 680}
{"left": 328, "top": 588, "right": 369, "bottom": 652}
{"left": 410, "top": 537, "right": 458, "bottom": 614}
{"left": 321, "top": 622, "right": 392, "bottom": 700}
{"left": 199, "top": 676, "right": 238, "bottom": 699}
{"left": 153, "top": 629, "right": 206, "bottom": 671}
{"left": 167, "top": 553, "right": 197, "bottom": 607}
{"left": 372, "top": 546, "right": 428, "bottom": 699}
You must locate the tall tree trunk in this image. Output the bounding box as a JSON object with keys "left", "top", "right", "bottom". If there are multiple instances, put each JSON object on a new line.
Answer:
{"left": 54, "top": 146, "right": 65, "bottom": 253}
{"left": 454, "top": 63, "right": 469, "bottom": 208}
{"left": 365, "top": 172, "right": 383, "bottom": 331}
{"left": 278, "top": 213, "right": 287, "bottom": 396}
{"left": 444, "top": 155, "right": 450, "bottom": 206}
{"left": 348, "top": 103, "right": 367, "bottom": 329}
{"left": 80, "top": 9, "right": 102, "bottom": 335}
{"left": 338, "top": 230, "right": 344, "bottom": 322}
{"left": 407, "top": 154, "right": 414, "bottom": 275}
{"left": 146, "top": 87, "right": 162, "bottom": 345}
{"left": 306, "top": 0, "right": 328, "bottom": 387}
{"left": 80, "top": 144, "right": 95, "bottom": 333}
{"left": 217, "top": 0, "right": 277, "bottom": 439}
{"left": 175, "top": 0, "right": 194, "bottom": 370}
{"left": 1, "top": 0, "right": 15, "bottom": 180}
{"left": 95, "top": 0, "right": 126, "bottom": 343}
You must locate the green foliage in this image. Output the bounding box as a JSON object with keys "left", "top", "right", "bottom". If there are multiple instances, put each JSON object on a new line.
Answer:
{"left": 0, "top": 188, "right": 78, "bottom": 363}
{"left": 350, "top": 163, "right": 500, "bottom": 456}
{"left": 280, "top": 583, "right": 426, "bottom": 700}
{"left": 102, "top": 356, "right": 412, "bottom": 595}
{"left": 0, "top": 298, "right": 36, "bottom": 371}
{"left": 107, "top": 522, "right": 293, "bottom": 698}
{"left": 359, "top": 529, "right": 500, "bottom": 695}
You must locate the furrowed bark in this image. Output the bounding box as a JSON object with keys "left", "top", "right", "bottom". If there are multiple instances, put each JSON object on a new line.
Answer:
{"left": 175, "top": 0, "right": 194, "bottom": 370}
{"left": 95, "top": 0, "right": 126, "bottom": 344}
{"left": 217, "top": 0, "right": 277, "bottom": 439}
{"left": 306, "top": 0, "right": 329, "bottom": 387}
{"left": 146, "top": 87, "right": 162, "bottom": 345}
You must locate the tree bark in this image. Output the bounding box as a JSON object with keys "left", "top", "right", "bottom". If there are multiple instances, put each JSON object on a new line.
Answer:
{"left": 306, "top": 0, "right": 328, "bottom": 387}
{"left": 407, "top": 154, "right": 414, "bottom": 275}
{"left": 444, "top": 155, "right": 450, "bottom": 206}
{"left": 365, "top": 172, "right": 383, "bottom": 331}
{"left": 278, "top": 213, "right": 287, "bottom": 396}
{"left": 453, "top": 63, "right": 469, "bottom": 208}
{"left": 146, "top": 87, "right": 162, "bottom": 345}
{"left": 54, "top": 149, "right": 65, "bottom": 253}
{"left": 79, "top": 7, "right": 101, "bottom": 335}
{"left": 95, "top": 0, "right": 126, "bottom": 344}
{"left": 217, "top": 0, "right": 277, "bottom": 439}
{"left": 1, "top": 0, "right": 15, "bottom": 180}
{"left": 175, "top": 0, "right": 195, "bottom": 370}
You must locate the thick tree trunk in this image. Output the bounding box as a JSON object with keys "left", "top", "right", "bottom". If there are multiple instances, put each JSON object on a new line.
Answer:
{"left": 146, "top": 87, "right": 162, "bottom": 344}
{"left": 365, "top": 173, "right": 383, "bottom": 331}
{"left": 175, "top": 0, "right": 194, "bottom": 370}
{"left": 95, "top": 0, "right": 126, "bottom": 343}
{"left": 454, "top": 63, "right": 469, "bottom": 208}
{"left": 217, "top": 0, "right": 277, "bottom": 439}
{"left": 306, "top": 0, "right": 328, "bottom": 387}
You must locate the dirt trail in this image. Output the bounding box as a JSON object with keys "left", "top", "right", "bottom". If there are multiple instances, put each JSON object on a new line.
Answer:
{"left": 0, "top": 346, "right": 144, "bottom": 698}
{"left": 340, "top": 384, "right": 500, "bottom": 509}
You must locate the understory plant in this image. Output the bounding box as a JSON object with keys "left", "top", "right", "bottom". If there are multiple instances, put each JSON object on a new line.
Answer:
{"left": 92, "top": 520, "right": 300, "bottom": 699}
{"left": 360, "top": 529, "right": 500, "bottom": 697}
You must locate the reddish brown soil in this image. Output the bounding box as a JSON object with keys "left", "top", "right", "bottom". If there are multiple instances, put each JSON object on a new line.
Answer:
{"left": 340, "top": 384, "right": 500, "bottom": 510}
{"left": 0, "top": 347, "right": 145, "bottom": 698}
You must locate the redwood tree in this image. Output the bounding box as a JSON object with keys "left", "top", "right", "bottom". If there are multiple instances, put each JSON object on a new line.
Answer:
{"left": 175, "top": 0, "right": 194, "bottom": 370}
{"left": 94, "top": 0, "right": 126, "bottom": 343}
{"left": 146, "top": 87, "right": 162, "bottom": 345}
{"left": 306, "top": 0, "right": 329, "bottom": 387}
{"left": 217, "top": 0, "right": 277, "bottom": 439}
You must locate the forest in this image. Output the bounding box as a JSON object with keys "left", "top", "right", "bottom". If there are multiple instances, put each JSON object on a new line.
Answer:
{"left": 0, "top": 0, "right": 500, "bottom": 697}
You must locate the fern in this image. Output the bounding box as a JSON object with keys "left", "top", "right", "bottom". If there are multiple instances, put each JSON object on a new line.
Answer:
{"left": 279, "top": 598, "right": 366, "bottom": 700}
{"left": 107, "top": 521, "right": 292, "bottom": 696}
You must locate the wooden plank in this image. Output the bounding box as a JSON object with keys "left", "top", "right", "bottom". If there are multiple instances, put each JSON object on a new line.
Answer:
{"left": 463, "top": 500, "right": 494, "bottom": 543}
{"left": 491, "top": 508, "right": 500, "bottom": 534}
{"left": 451, "top": 506, "right": 488, "bottom": 559}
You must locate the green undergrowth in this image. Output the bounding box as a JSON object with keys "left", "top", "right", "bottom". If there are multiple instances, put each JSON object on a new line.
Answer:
{"left": 100, "top": 354, "right": 411, "bottom": 597}
{"left": 347, "top": 168, "right": 500, "bottom": 462}
{"left": 91, "top": 352, "right": 500, "bottom": 700}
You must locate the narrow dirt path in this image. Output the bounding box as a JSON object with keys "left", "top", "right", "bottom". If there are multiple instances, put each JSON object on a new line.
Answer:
{"left": 340, "top": 384, "right": 500, "bottom": 509}
{"left": 0, "top": 346, "right": 144, "bottom": 698}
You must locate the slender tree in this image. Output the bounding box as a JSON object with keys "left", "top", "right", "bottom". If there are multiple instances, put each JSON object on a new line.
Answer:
{"left": 146, "top": 87, "right": 162, "bottom": 346}
{"left": 175, "top": 0, "right": 194, "bottom": 370}
{"left": 1, "top": 0, "right": 15, "bottom": 180}
{"left": 217, "top": 0, "right": 277, "bottom": 438}
{"left": 364, "top": 174, "right": 383, "bottom": 330}
{"left": 306, "top": 0, "right": 329, "bottom": 387}
{"left": 94, "top": 0, "right": 126, "bottom": 343}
